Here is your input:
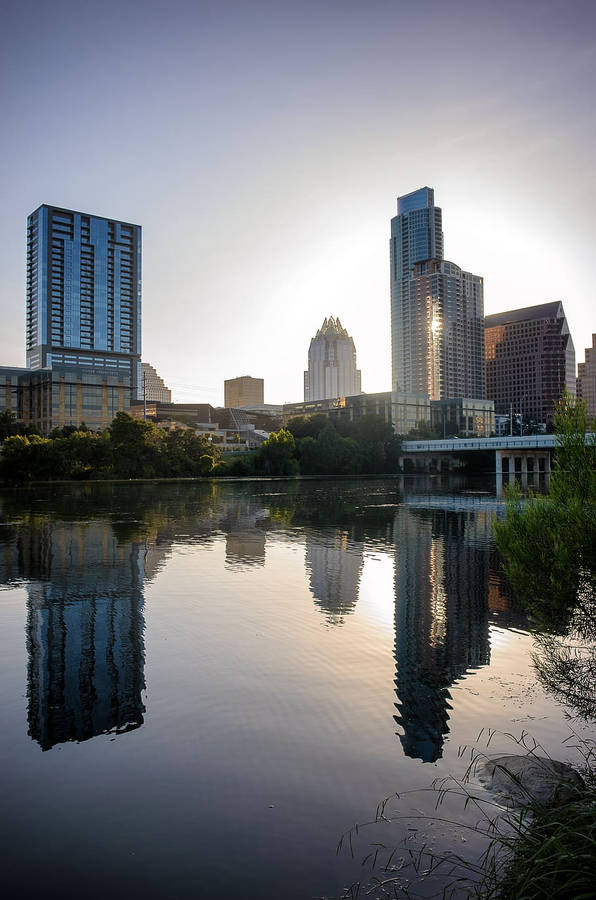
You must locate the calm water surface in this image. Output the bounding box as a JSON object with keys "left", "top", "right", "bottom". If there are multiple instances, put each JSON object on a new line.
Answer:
{"left": 0, "top": 478, "right": 585, "bottom": 899}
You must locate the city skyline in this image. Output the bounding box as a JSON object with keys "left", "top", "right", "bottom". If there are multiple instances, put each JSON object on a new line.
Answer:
{"left": 1, "top": 1, "right": 595, "bottom": 406}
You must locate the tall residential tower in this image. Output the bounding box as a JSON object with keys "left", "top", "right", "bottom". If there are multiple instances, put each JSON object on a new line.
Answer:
{"left": 27, "top": 205, "right": 142, "bottom": 396}
{"left": 389, "top": 187, "right": 485, "bottom": 400}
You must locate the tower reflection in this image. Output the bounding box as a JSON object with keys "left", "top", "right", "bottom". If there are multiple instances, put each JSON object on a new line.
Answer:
{"left": 393, "top": 506, "right": 491, "bottom": 762}
{"left": 6, "top": 519, "right": 148, "bottom": 751}
{"left": 220, "top": 494, "right": 269, "bottom": 570}
{"left": 305, "top": 529, "right": 364, "bottom": 625}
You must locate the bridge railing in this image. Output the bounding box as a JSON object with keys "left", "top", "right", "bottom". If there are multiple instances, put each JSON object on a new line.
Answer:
{"left": 401, "top": 433, "right": 594, "bottom": 453}
{"left": 401, "top": 435, "right": 557, "bottom": 452}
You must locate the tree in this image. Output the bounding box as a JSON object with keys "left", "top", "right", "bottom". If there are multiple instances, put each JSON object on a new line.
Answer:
{"left": 161, "top": 429, "right": 220, "bottom": 476}
{"left": 336, "top": 415, "right": 401, "bottom": 473}
{"left": 405, "top": 420, "right": 441, "bottom": 440}
{"left": 0, "top": 411, "right": 40, "bottom": 441}
{"left": 0, "top": 434, "right": 34, "bottom": 480}
{"left": 494, "top": 393, "right": 596, "bottom": 718}
{"left": 0, "top": 411, "right": 19, "bottom": 442}
{"left": 286, "top": 414, "right": 329, "bottom": 440}
{"left": 297, "top": 423, "right": 360, "bottom": 475}
{"left": 257, "top": 428, "right": 298, "bottom": 475}
{"left": 109, "top": 411, "right": 164, "bottom": 478}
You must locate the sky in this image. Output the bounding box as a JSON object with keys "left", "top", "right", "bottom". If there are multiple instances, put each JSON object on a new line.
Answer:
{"left": 1, "top": 0, "right": 595, "bottom": 405}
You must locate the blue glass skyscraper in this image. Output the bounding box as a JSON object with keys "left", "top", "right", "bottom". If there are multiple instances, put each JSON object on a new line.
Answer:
{"left": 26, "top": 205, "right": 142, "bottom": 396}
{"left": 390, "top": 187, "right": 485, "bottom": 400}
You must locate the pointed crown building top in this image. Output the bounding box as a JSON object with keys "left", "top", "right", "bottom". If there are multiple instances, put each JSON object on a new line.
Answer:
{"left": 315, "top": 316, "right": 350, "bottom": 339}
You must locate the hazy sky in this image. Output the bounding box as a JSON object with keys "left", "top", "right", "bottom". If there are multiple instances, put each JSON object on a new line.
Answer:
{"left": 1, "top": 0, "right": 595, "bottom": 404}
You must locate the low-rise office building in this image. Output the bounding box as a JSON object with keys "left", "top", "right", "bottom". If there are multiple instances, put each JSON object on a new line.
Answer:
{"left": 283, "top": 391, "right": 428, "bottom": 434}
{"left": 283, "top": 392, "right": 392, "bottom": 425}
{"left": 1, "top": 364, "right": 131, "bottom": 434}
{"left": 431, "top": 398, "right": 495, "bottom": 438}
{"left": 224, "top": 376, "right": 264, "bottom": 408}
{"left": 283, "top": 391, "right": 493, "bottom": 437}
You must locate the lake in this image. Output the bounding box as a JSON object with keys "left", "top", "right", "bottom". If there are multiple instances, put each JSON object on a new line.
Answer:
{"left": 0, "top": 478, "right": 586, "bottom": 899}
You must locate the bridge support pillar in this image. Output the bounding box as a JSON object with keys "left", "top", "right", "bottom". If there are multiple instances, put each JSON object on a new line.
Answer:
{"left": 495, "top": 450, "right": 503, "bottom": 497}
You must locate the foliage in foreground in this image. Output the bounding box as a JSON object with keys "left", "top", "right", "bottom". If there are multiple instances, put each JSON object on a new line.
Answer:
{"left": 494, "top": 795, "right": 596, "bottom": 899}
{"left": 337, "top": 732, "right": 596, "bottom": 900}
{"left": 494, "top": 393, "right": 596, "bottom": 718}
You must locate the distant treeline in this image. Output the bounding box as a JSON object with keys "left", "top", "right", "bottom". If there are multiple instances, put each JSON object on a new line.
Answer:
{"left": 0, "top": 411, "right": 402, "bottom": 481}
{"left": 225, "top": 413, "right": 402, "bottom": 477}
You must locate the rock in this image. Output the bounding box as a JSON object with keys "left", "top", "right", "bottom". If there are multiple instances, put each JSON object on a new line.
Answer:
{"left": 477, "top": 754, "right": 584, "bottom": 808}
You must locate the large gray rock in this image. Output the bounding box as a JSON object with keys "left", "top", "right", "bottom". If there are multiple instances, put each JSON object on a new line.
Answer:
{"left": 477, "top": 754, "right": 584, "bottom": 808}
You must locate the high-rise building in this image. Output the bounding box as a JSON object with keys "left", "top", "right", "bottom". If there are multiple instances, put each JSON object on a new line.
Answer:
{"left": 304, "top": 316, "right": 361, "bottom": 401}
{"left": 224, "top": 375, "right": 264, "bottom": 408}
{"left": 141, "top": 363, "right": 172, "bottom": 403}
{"left": 26, "top": 205, "right": 142, "bottom": 396}
{"left": 485, "top": 302, "right": 576, "bottom": 425}
{"left": 389, "top": 187, "right": 485, "bottom": 400}
{"left": 577, "top": 334, "right": 596, "bottom": 420}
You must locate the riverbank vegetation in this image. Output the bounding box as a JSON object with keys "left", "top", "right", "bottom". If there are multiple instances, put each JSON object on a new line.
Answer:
{"left": 0, "top": 412, "right": 221, "bottom": 480}
{"left": 490, "top": 394, "right": 596, "bottom": 896}
{"left": 0, "top": 411, "right": 401, "bottom": 481}
{"left": 216, "top": 415, "right": 401, "bottom": 477}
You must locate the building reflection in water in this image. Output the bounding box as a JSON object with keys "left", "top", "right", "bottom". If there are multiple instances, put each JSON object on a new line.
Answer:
{"left": 0, "top": 482, "right": 523, "bottom": 759}
{"left": 393, "top": 506, "right": 492, "bottom": 763}
{"left": 305, "top": 530, "right": 364, "bottom": 625}
{"left": 4, "top": 519, "right": 148, "bottom": 751}
{"left": 221, "top": 496, "right": 269, "bottom": 570}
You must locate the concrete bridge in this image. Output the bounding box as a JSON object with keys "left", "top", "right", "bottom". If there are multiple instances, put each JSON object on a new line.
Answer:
{"left": 399, "top": 433, "right": 594, "bottom": 494}
{"left": 400, "top": 434, "right": 557, "bottom": 495}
